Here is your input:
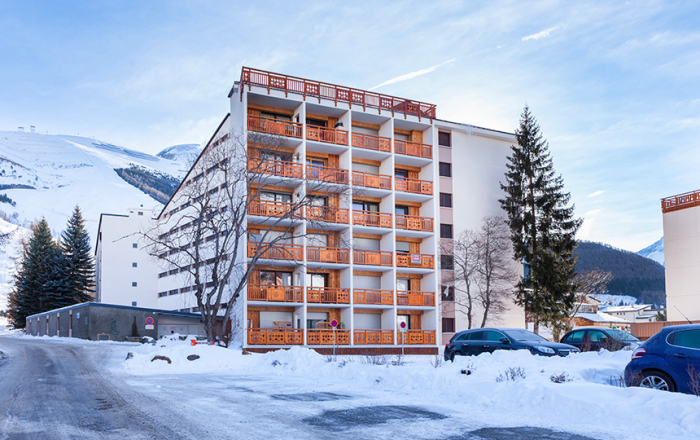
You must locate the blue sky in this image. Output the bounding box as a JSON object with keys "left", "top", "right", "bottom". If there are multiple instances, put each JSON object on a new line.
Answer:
{"left": 1, "top": 0, "right": 699, "bottom": 252}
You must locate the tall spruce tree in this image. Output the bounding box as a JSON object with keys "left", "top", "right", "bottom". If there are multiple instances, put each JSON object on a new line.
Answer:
{"left": 60, "top": 206, "right": 94, "bottom": 303}
{"left": 499, "top": 106, "right": 582, "bottom": 332}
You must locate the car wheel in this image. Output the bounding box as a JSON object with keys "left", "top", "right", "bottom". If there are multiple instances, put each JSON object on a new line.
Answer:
{"left": 639, "top": 370, "right": 676, "bottom": 392}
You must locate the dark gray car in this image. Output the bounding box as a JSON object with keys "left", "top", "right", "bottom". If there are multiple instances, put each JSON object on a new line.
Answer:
{"left": 445, "top": 328, "right": 579, "bottom": 361}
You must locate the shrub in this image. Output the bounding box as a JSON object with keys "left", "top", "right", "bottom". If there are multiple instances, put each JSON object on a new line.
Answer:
{"left": 496, "top": 366, "right": 526, "bottom": 382}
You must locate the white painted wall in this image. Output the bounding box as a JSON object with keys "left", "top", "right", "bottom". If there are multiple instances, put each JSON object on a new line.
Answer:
{"left": 663, "top": 204, "right": 700, "bottom": 321}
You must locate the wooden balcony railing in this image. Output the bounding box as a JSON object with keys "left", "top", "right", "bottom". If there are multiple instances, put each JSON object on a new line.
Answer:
{"left": 395, "top": 214, "right": 433, "bottom": 232}
{"left": 307, "top": 329, "right": 351, "bottom": 345}
{"left": 306, "top": 205, "right": 349, "bottom": 224}
{"left": 307, "top": 125, "right": 348, "bottom": 145}
{"left": 240, "top": 67, "right": 436, "bottom": 119}
{"left": 352, "top": 210, "right": 392, "bottom": 228}
{"left": 397, "top": 291, "right": 436, "bottom": 306}
{"left": 353, "top": 289, "right": 393, "bottom": 305}
{"left": 395, "top": 178, "right": 432, "bottom": 195}
{"left": 248, "top": 242, "right": 303, "bottom": 260}
{"left": 307, "top": 287, "right": 350, "bottom": 304}
{"left": 394, "top": 140, "right": 432, "bottom": 159}
{"left": 662, "top": 189, "right": 700, "bottom": 213}
{"left": 354, "top": 329, "right": 394, "bottom": 345}
{"left": 353, "top": 249, "right": 393, "bottom": 266}
{"left": 247, "top": 285, "right": 303, "bottom": 302}
{"left": 248, "top": 159, "right": 302, "bottom": 179}
{"left": 396, "top": 253, "right": 435, "bottom": 269}
{"left": 305, "top": 164, "right": 348, "bottom": 184}
{"left": 397, "top": 330, "right": 436, "bottom": 345}
{"left": 247, "top": 328, "right": 304, "bottom": 345}
{"left": 351, "top": 133, "right": 391, "bottom": 152}
{"left": 248, "top": 200, "right": 301, "bottom": 218}
{"left": 247, "top": 115, "right": 302, "bottom": 138}
{"left": 307, "top": 246, "right": 350, "bottom": 264}
{"left": 352, "top": 171, "right": 392, "bottom": 190}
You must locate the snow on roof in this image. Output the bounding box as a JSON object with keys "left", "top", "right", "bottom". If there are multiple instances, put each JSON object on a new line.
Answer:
{"left": 600, "top": 304, "right": 652, "bottom": 313}
{"left": 575, "top": 312, "right": 631, "bottom": 324}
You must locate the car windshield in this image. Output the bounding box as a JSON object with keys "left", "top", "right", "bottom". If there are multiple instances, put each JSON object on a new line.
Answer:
{"left": 608, "top": 329, "right": 640, "bottom": 342}
{"left": 503, "top": 329, "right": 547, "bottom": 342}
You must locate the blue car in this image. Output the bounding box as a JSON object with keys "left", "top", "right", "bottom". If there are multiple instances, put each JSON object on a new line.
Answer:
{"left": 624, "top": 324, "right": 700, "bottom": 394}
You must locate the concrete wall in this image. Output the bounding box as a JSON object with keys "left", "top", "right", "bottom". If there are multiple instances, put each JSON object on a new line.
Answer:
{"left": 664, "top": 204, "right": 700, "bottom": 321}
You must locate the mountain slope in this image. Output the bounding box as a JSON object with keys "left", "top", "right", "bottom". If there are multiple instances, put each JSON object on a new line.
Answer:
{"left": 638, "top": 237, "right": 664, "bottom": 266}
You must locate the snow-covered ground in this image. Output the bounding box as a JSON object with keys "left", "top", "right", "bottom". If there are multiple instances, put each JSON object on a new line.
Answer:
{"left": 11, "top": 334, "right": 696, "bottom": 440}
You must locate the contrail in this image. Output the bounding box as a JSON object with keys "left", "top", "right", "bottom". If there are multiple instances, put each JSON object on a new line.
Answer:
{"left": 369, "top": 58, "right": 456, "bottom": 91}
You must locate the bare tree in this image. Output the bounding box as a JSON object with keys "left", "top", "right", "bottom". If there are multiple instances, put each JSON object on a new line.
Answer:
{"left": 145, "top": 130, "right": 348, "bottom": 344}
{"left": 551, "top": 269, "right": 612, "bottom": 340}
{"left": 442, "top": 229, "right": 479, "bottom": 329}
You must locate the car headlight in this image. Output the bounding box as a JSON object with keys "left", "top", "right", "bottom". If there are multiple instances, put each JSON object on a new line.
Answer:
{"left": 538, "top": 346, "right": 555, "bottom": 354}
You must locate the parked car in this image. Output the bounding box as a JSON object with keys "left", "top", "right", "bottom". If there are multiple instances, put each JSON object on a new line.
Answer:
{"left": 560, "top": 327, "right": 640, "bottom": 352}
{"left": 624, "top": 324, "right": 700, "bottom": 394}
{"left": 444, "top": 328, "right": 579, "bottom": 361}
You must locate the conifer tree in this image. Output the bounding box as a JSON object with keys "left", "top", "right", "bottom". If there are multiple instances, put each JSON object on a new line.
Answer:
{"left": 60, "top": 206, "right": 94, "bottom": 303}
{"left": 499, "top": 106, "right": 582, "bottom": 332}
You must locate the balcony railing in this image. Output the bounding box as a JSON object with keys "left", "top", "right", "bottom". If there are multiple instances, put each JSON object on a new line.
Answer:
{"left": 247, "top": 285, "right": 303, "bottom": 302}
{"left": 662, "top": 189, "right": 700, "bottom": 213}
{"left": 247, "top": 115, "right": 302, "bottom": 138}
{"left": 352, "top": 210, "right": 392, "bottom": 228}
{"left": 396, "top": 291, "right": 436, "bottom": 306}
{"left": 394, "top": 140, "right": 432, "bottom": 159}
{"left": 354, "top": 329, "right": 394, "bottom": 345}
{"left": 307, "top": 125, "right": 348, "bottom": 145}
{"left": 248, "top": 200, "right": 301, "bottom": 218}
{"left": 397, "top": 330, "right": 436, "bottom": 345}
{"left": 247, "top": 242, "right": 303, "bottom": 261}
{"left": 305, "top": 164, "right": 348, "bottom": 184}
{"left": 307, "top": 329, "right": 351, "bottom": 345}
{"left": 247, "top": 328, "right": 303, "bottom": 345}
{"left": 395, "top": 214, "right": 433, "bottom": 232}
{"left": 240, "top": 67, "right": 436, "bottom": 119}
{"left": 306, "top": 205, "right": 349, "bottom": 224}
{"left": 353, "top": 289, "right": 393, "bottom": 305}
{"left": 353, "top": 249, "right": 393, "bottom": 266}
{"left": 307, "top": 246, "right": 350, "bottom": 264}
{"left": 396, "top": 253, "right": 435, "bottom": 269}
{"left": 351, "top": 133, "right": 391, "bottom": 152}
{"left": 307, "top": 287, "right": 350, "bottom": 304}
{"left": 395, "top": 177, "right": 433, "bottom": 195}
{"left": 248, "top": 159, "right": 302, "bottom": 179}
{"left": 352, "top": 171, "right": 392, "bottom": 190}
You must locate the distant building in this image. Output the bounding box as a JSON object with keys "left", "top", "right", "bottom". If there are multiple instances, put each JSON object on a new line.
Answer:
{"left": 599, "top": 304, "right": 656, "bottom": 323}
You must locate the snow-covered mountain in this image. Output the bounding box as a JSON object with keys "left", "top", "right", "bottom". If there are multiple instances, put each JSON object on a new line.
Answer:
{"left": 156, "top": 144, "right": 200, "bottom": 165}
{"left": 638, "top": 237, "right": 664, "bottom": 266}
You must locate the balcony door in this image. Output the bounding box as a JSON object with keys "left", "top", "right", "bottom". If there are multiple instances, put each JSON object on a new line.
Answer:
{"left": 260, "top": 191, "right": 292, "bottom": 203}
{"left": 306, "top": 273, "right": 328, "bottom": 288}
{"left": 396, "top": 277, "right": 411, "bottom": 291}
{"left": 259, "top": 270, "right": 292, "bottom": 286}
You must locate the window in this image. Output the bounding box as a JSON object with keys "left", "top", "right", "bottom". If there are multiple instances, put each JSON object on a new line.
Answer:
{"left": 588, "top": 330, "right": 608, "bottom": 342}
{"left": 260, "top": 270, "right": 293, "bottom": 286}
{"left": 395, "top": 205, "right": 409, "bottom": 216}
{"left": 138, "top": 211, "right": 143, "bottom": 216}
{"left": 438, "top": 131, "right": 451, "bottom": 147}
{"left": 353, "top": 200, "right": 379, "bottom": 212}
{"left": 466, "top": 330, "right": 485, "bottom": 341}
{"left": 169, "top": 289, "right": 178, "bottom": 296}
{"left": 131, "top": 282, "right": 138, "bottom": 287}
{"left": 395, "top": 242, "right": 410, "bottom": 254}
{"left": 442, "top": 318, "right": 455, "bottom": 333}
{"left": 563, "top": 331, "right": 585, "bottom": 343}
{"left": 132, "top": 262, "right": 138, "bottom": 268}
{"left": 158, "top": 291, "right": 167, "bottom": 298}
{"left": 439, "top": 193, "right": 452, "bottom": 208}
{"left": 441, "top": 285, "right": 455, "bottom": 301}
{"left": 439, "top": 162, "right": 452, "bottom": 177}
{"left": 485, "top": 330, "right": 506, "bottom": 342}
{"left": 132, "top": 243, "right": 138, "bottom": 249}
{"left": 131, "top": 301, "right": 137, "bottom": 307}
{"left": 440, "top": 224, "right": 453, "bottom": 239}
{"left": 441, "top": 255, "right": 454, "bottom": 270}
{"left": 669, "top": 330, "right": 700, "bottom": 349}
{"left": 192, "top": 307, "right": 200, "bottom": 313}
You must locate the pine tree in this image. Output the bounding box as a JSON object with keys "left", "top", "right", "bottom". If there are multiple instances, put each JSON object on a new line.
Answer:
{"left": 60, "top": 206, "right": 94, "bottom": 303}
{"left": 499, "top": 106, "right": 582, "bottom": 332}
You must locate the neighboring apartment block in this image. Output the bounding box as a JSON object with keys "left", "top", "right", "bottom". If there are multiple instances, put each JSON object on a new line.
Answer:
{"left": 662, "top": 189, "right": 700, "bottom": 321}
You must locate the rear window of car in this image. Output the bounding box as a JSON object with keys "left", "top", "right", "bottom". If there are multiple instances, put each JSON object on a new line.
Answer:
{"left": 669, "top": 329, "right": 700, "bottom": 349}
{"left": 466, "top": 330, "right": 485, "bottom": 341}
{"left": 608, "top": 329, "right": 640, "bottom": 342}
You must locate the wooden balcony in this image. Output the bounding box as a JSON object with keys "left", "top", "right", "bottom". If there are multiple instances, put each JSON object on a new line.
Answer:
{"left": 353, "top": 289, "right": 393, "bottom": 305}
{"left": 247, "top": 115, "right": 302, "bottom": 138}
{"left": 395, "top": 177, "right": 432, "bottom": 195}
{"left": 305, "top": 164, "right": 348, "bottom": 184}
{"left": 396, "top": 253, "right": 435, "bottom": 269}
{"left": 353, "top": 249, "right": 393, "bottom": 266}
{"left": 247, "top": 242, "right": 303, "bottom": 260}
{"left": 662, "top": 189, "right": 700, "bottom": 213}
{"left": 306, "top": 205, "right": 350, "bottom": 224}
{"left": 351, "top": 133, "right": 391, "bottom": 152}
{"left": 307, "top": 125, "right": 348, "bottom": 145}
{"left": 395, "top": 214, "right": 433, "bottom": 232}
{"left": 248, "top": 200, "right": 301, "bottom": 218}
{"left": 247, "top": 328, "right": 303, "bottom": 345}
{"left": 307, "top": 246, "right": 350, "bottom": 264}
{"left": 397, "top": 291, "right": 436, "bottom": 306}
{"left": 352, "top": 171, "right": 392, "bottom": 190}
{"left": 354, "top": 329, "right": 394, "bottom": 345}
{"left": 248, "top": 285, "right": 303, "bottom": 302}
{"left": 394, "top": 140, "right": 432, "bottom": 159}
{"left": 352, "top": 210, "right": 392, "bottom": 228}
{"left": 307, "top": 287, "right": 350, "bottom": 304}
{"left": 307, "top": 329, "right": 351, "bottom": 345}
{"left": 248, "top": 158, "right": 302, "bottom": 179}
{"left": 240, "top": 67, "right": 436, "bottom": 119}
{"left": 397, "top": 330, "right": 436, "bottom": 345}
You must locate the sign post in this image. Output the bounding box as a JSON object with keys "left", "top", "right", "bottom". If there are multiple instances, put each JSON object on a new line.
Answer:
{"left": 331, "top": 319, "right": 338, "bottom": 359}
{"left": 399, "top": 321, "right": 407, "bottom": 358}
{"left": 145, "top": 316, "right": 154, "bottom": 330}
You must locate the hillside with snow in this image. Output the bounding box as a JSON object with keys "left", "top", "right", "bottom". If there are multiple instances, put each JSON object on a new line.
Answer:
{"left": 638, "top": 237, "right": 664, "bottom": 266}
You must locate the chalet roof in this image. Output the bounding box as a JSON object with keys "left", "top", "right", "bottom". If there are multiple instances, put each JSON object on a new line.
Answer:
{"left": 574, "top": 312, "right": 631, "bottom": 324}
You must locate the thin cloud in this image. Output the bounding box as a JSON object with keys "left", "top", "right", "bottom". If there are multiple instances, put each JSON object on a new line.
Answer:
{"left": 369, "top": 59, "right": 456, "bottom": 91}
{"left": 588, "top": 190, "right": 605, "bottom": 198}
{"left": 522, "top": 25, "right": 561, "bottom": 41}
